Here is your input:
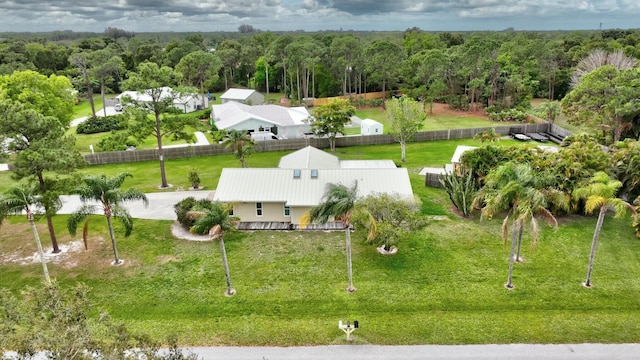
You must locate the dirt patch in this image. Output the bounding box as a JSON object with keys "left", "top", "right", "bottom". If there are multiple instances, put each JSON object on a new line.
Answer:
{"left": 427, "top": 102, "right": 489, "bottom": 119}
{"left": 171, "top": 221, "right": 214, "bottom": 242}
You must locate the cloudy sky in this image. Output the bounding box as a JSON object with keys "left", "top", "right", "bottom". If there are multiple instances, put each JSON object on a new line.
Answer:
{"left": 0, "top": 0, "right": 638, "bottom": 33}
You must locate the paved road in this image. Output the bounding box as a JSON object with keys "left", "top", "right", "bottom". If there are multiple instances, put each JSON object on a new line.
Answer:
{"left": 58, "top": 190, "right": 213, "bottom": 220}
{"left": 183, "top": 344, "right": 640, "bottom": 360}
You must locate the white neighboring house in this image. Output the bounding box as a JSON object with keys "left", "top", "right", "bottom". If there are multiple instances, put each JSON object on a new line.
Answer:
{"left": 211, "top": 101, "right": 311, "bottom": 139}
{"left": 116, "top": 87, "right": 207, "bottom": 114}
{"left": 220, "top": 88, "right": 264, "bottom": 105}
{"left": 360, "top": 118, "right": 384, "bottom": 135}
{"left": 214, "top": 146, "right": 412, "bottom": 228}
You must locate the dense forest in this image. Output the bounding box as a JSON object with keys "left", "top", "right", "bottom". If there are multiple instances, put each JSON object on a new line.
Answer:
{"left": 1, "top": 27, "right": 640, "bottom": 142}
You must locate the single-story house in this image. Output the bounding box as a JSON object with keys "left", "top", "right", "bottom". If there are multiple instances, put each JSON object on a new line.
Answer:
{"left": 117, "top": 87, "right": 207, "bottom": 114}
{"left": 220, "top": 88, "right": 264, "bottom": 105}
{"left": 211, "top": 102, "right": 311, "bottom": 139}
{"left": 214, "top": 146, "right": 412, "bottom": 228}
{"left": 360, "top": 119, "right": 383, "bottom": 135}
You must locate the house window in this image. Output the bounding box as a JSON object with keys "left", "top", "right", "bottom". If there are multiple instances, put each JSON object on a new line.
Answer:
{"left": 293, "top": 169, "right": 301, "bottom": 179}
{"left": 228, "top": 207, "right": 234, "bottom": 216}
{"left": 256, "top": 202, "right": 263, "bottom": 216}
{"left": 284, "top": 205, "right": 291, "bottom": 217}
{"left": 310, "top": 169, "right": 318, "bottom": 179}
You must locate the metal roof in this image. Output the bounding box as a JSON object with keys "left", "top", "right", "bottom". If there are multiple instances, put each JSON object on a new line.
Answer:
{"left": 213, "top": 168, "right": 414, "bottom": 207}
{"left": 211, "top": 102, "right": 310, "bottom": 129}
{"left": 220, "top": 88, "right": 260, "bottom": 100}
{"left": 278, "top": 146, "right": 340, "bottom": 169}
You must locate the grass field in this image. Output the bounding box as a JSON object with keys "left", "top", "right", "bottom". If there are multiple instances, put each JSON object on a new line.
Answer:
{"left": 1, "top": 140, "right": 639, "bottom": 346}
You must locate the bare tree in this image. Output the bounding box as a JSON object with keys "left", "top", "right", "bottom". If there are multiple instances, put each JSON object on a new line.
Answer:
{"left": 570, "top": 49, "right": 638, "bottom": 88}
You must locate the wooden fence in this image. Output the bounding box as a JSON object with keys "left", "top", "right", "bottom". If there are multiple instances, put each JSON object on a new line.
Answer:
{"left": 84, "top": 122, "right": 556, "bottom": 165}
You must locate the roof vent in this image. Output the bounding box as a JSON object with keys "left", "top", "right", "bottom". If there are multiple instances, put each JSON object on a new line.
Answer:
{"left": 293, "top": 169, "right": 301, "bottom": 179}
{"left": 311, "top": 169, "right": 318, "bottom": 179}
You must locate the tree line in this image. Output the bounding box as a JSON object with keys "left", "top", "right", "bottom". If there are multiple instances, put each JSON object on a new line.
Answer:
{"left": 1, "top": 27, "right": 639, "bottom": 106}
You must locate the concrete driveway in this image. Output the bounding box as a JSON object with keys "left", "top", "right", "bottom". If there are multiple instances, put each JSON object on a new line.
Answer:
{"left": 58, "top": 190, "right": 213, "bottom": 220}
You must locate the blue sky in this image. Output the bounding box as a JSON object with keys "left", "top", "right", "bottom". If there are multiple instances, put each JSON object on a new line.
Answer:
{"left": 0, "top": 0, "right": 638, "bottom": 33}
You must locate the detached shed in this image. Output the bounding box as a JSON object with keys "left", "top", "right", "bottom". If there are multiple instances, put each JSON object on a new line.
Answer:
{"left": 220, "top": 88, "right": 264, "bottom": 105}
{"left": 360, "top": 119, "right": 383, "bottom": 135}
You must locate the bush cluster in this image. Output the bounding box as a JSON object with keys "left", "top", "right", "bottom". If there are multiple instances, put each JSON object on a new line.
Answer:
{"left": 485, "top": 106, "right": 528, "bottom": 122}
{"left": 76, "top": 115, "right": 126, "bottom": 134}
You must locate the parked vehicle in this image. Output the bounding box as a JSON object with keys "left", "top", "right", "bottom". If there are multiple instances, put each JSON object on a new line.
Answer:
{"left": 250, "top": 131, "right": 281, "bottom": 141}
{"left": 114, "top": 103, "right": 123, "bottom": 112}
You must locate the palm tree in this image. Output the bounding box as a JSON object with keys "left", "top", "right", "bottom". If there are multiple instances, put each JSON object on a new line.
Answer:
{"left": 189, "top": 200, "right": 236, "bottom": 296}
{"left": 221, "top": 130, "right": 255, "bottom": 168}
{"left": 0, "top": 184, "right": 53, "bottom": 283}
{"left": 573, "top": 172, "right": 634, "bottom": 288}
{"left": 67, "top": 173, "right": 148, "bottom": 266}
{"left": 309, "top": 181, "right": 358, "bottom": 292}
{"left": 474, "top": 163, "right": 564, "bottom": 289}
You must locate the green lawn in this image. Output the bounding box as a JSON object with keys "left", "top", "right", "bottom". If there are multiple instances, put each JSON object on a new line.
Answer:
{"left": 1, "top": 140, "right": 639, "bottom": 346}
{"left": 72, "top": 94, "right": 116, "bottom": 119}
{"left": 354, "top": 105, "right": 519, "bottom": 134}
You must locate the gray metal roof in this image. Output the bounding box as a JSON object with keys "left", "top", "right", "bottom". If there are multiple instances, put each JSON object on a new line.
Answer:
{"left": 213, "top": 168, "right": 414, "bottom": 207}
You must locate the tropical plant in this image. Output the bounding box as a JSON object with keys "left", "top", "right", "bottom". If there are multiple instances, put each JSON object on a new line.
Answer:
{"left": 352, "top": 193, "right": 424, "bottom": 252}
{"left": 309, "top": 181, "right": 358, "bottom": 292}
{"left": 221, "top": 129, "right": 255, "bottom": 168}
{"left": 67, "top": 173, "right": 148, "bottom": 266}
{"left": 572, "top": 172, "right": 634, "bottom": 287}
{"left": 439, "top": 169, "right": 477, "bottom": 217}
{"left": 473, "top": 128, "right": 501, "bottom": 143}
{"left": 536, "top": 100, "right": 561, "bottom": 123}
{"left": 474, "top": 163, "right": 565, "bottom": 289}
{"left": 186, "top": 199, "right": 236, "bottom": 296}
{"left": 0, "top": 184, "right": 52, "bottom": 283}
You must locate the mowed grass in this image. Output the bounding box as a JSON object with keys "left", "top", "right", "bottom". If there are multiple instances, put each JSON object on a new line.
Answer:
{"left": 354, "top": 105, "right": 518, "bottom": 134}
{"left": 1, "top": 139, "right": 639, "bottom": 345}
{"left": 1, "top": 200, "right": 639, "bottom": 345}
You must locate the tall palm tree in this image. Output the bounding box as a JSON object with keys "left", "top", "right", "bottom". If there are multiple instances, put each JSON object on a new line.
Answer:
{"left": 0, "top": 184, "right": 53, "bottom": 283}
{"left": 221, "top": 130, "right": 255, "bottom": 168}
{"left": 190, "top": 200, "right": 236, "bottom": 296}
{"left": 474, "top": 163, "right": 564, "bottom": 289}
{"left": 309, "top": 181, "right": 358, "bottom": 292}
{"left": 573, "top": 172, "right": 634, "bottom": 288}
{"left": 67, "top": 173, "right": 148, "bottom": 266}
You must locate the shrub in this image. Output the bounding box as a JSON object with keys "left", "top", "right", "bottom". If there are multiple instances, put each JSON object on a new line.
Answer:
{"left": 76, "top": 115, "right": 126, "bottom": 134}
{"left": 485, "top": 107, "right": 528, "bottom": 122}
{"left": 96, "top": 131, "right": 137, "bottom": 152}
{"left": 439, "top": 169, "right": 477, "bottom": 217}
{"left": 174, "top": 197, "right": 199, "bottom": 228}
{"left": 189, "top": 168, "right": 200, "bottom": 189}
{"left": 366, "top": 98, "right": 383, "bottom": 107}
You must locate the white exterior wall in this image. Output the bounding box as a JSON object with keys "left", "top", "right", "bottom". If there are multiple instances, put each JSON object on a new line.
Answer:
{"left": 224, "top": 118, "right": 276, "bottom": 133}
{"left": 361, "top": 121, "right": 383, "bottom": 135}
{"left": 279, "top": 125, "right": 311, "bottom": 139}
{"left": 248, "top": 92, "right": 265, "bottom": 105}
